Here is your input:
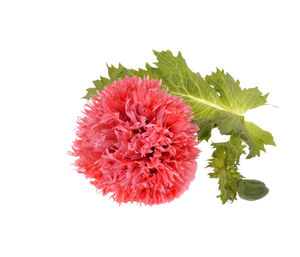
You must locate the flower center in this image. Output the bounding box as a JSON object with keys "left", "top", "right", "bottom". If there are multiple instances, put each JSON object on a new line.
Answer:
{"left": 146, "top": 146, "right": 155, "bottom": 158}
{"left": 150, "top": 168, "right": 158, "bottom": 174}
{"left": 132, "top": 127, "right": 146, "bottom": 134}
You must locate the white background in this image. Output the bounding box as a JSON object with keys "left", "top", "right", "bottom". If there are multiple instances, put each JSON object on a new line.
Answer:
{"left": 1, "top": 0, "right": 299, "bottom": 256}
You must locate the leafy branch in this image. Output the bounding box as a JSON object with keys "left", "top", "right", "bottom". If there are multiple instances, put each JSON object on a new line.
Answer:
{"left": 84, "top": 50, "right": 275, "bottom": 203}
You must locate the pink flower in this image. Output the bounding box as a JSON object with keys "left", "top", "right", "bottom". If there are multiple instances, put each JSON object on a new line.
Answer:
{"left": 71, "top": 76, "right": 200, "bottom": 205}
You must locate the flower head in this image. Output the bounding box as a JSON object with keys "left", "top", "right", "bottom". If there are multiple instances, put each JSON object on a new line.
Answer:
{"left": 71, "top": 76, "right": 200, "bottom": 205}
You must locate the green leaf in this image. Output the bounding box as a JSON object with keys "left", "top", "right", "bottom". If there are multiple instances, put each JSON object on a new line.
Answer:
{"left": 83, "top": 77, "right": 110, "bottom": 99}
{"left": 205, "top": 69, "right": 268, "bottom": 114}
{"left": 107, "top": 64, "right": 135, "bottom": 80}
{"left": 242, "top": 121, "right": 276, "bottom": 158}
{"left": 192, "top": 118, "right": 216, "bottom": 141}
{"left": 140, "top": 51, "right": 225, "bottom": 119}
{"left": 83, "top": 64, "right": 136, "bottom": 99}
{"left": 83, "top": 87, "right": 99, "bottom": 99}
{"left": 133, "top": 50, "right": 275, "bottom": 158}
{"left": 208, "top": 135, "right": 245, "bottom": 203}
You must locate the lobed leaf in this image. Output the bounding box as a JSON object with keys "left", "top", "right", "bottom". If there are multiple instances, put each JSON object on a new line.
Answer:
{"left": 133, "top": 51, "right": 275, "bottom": 158}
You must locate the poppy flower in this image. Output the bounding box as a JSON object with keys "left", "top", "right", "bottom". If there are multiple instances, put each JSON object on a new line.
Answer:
{"left": 71, "top": 76, "right": 200, "bottom": 205}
